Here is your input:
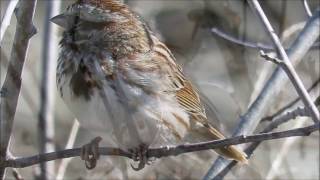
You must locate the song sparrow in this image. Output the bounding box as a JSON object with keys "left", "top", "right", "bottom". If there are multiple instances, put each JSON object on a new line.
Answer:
{"left": 52, "top": 0, "right": 247, "bottom": 170}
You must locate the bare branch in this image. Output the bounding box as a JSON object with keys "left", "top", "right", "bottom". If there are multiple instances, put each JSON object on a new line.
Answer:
{"left": 268, "top": 106, "right": 313, "bottom": 123}
{"left": 56, "top": 120, "right": 79, "bottom": 180}
{"left": 210, "top": 27, "right": 320, "bottom": 50}
{"left": 0, "top": 0, "right": 19, "bottom": 43}
{"left": 1, "top": 122, "right": 318, "bottom": 169}
{"left": 211, "top": 27, "right": 272, "bottom": 50}
{"left": 38, "top": 1, "right": 61, "bottom": 179}
{"left": 250, "top": 0, "right": 319, "bottom": 122}
{"left": 302, "top": 0, "right": 313, "bottom": 17}
{"left": 260, "top": 50, "right": 283, "bottom": 65}
{"left": 262, "top": 78, "right": 320, "bottom": 122}
{"left": 12, "top": 168, "right": 23, "bottom": 180}
{"left": 0, "top": 1, "right": 37, "bottom": 179}
{"left": 204, "top": 5, "right": 320, "bottom": 180}
{"left": 265, "top": 118, "right": 308, "bottom": 179}
{"left": 210, "top": 107, "right": 318, "bottom": 179}
{"left": 213, "top": 79, "right": 319, "bottom": 179}
{"left": 3, "top": 147, "right": 131, "bottom": 168}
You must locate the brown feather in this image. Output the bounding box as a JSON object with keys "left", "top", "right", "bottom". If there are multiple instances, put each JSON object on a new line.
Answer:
{"left": 74, "top": 0, "right": 248, "bottom": 163}
{"left": 152, "top": 38, "right": 248, "bottom": 163}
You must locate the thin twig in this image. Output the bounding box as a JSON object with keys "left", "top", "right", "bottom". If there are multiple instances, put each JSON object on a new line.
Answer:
{"left": 56, "top": 120, "right": 79, "bottom": 180}
{"left": 210, "top": 27, "right": 320, "bottom": 50}
{"left": 0, "top": 0, "right": 19, "bottom": 43}
{"left": 211, "top": 27, "right": 272, "bottom": 50}
{"left": 7, "top": 152, "right": 23, "bottom": 180}
{"left": 266, "top": 106, "right": 313, "bottom": 124}
{"left": 38, "top": 1, "right": 61, "bottom": 179}
{"left": 12, "top": 168, "right": 24, "bottom": 180}
{"left": 204, "top": 6, "right": 320, "bottom": 180}
{"left": 249, "top": 0, "right": 319, "bottom": 122}
{"left": 2, "top": 123, "right": 319, "bottom": 169}
{"left": 0, "top": 1, "right": 37, "bottom": 179}
{"left": 262, "top": 78, "right": 320, "bottom": 122}
{"left": 213, "top": 111, "right": 317, "bottom": 179}
{"left": 265, "top": 117, "right": 308, "bottom": 180}
{"left": 214, "top": 85, "right": 320, "bottom": 178}
{"left": 302, "top": 0, "right": 313, "bottom": 17}
{"left": 212, "top": 92, "right": 320, "bottom": 179}
{"left": 260, "top": 50, "right": 283, "bottom": 65}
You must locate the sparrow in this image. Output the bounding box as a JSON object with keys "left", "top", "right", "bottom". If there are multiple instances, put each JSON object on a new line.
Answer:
{"left": 51, "top": 0, "right": 247, "bottom": 170}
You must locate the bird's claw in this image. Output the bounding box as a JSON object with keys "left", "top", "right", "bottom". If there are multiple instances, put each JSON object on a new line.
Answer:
{"left": 80, "top": 136, "right": 102, "bottom": 170}
{"left": 130, "top": 160, "right": 146, "bottom": 171}
{"left": 129, "top": 144, "right": 150, "bottom": 171}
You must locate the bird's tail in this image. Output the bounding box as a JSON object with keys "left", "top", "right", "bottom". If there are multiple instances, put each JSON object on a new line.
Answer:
{"left": 206, "top": 124, "right": 248, "bottom": 164}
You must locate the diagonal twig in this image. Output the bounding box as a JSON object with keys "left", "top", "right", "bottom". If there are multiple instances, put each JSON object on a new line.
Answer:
{"left": 0, "top": 0, "right": 19, "bottom": 43}
{"left": 265, "top": 117, "right": 308, "bottom": 179}
{"left": 212, "top": 106, "right": 319, "bottom": 179}
{"left": 248, "top": 0, "right": 319, "bottom": 123}
{"left": 56, "top": 120, "right": 79, "bottom": 180}
{"left": 302, "top": 0, "right": 313, "bottom": 17}
{"left": 262, "top": 78, "right": 320, "bottom": 122}
{"left": 204, "top": 4, "right": 320, "bottom": 180}
{"left": 212, "top": 71, "right": 319, "bottom": 179}
{"left": 0, "top": 1, "right": 37, "bottom": 179}
{"left": 210, "top": 27, "right": 320, "bottom": 50}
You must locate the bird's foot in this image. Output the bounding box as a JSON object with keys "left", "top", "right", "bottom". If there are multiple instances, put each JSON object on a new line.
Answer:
{"left": 80, "top": 136, "right": 102, "bottom": 169}
{"left": 129, "top": 144, "right": 152, "bottom": 171}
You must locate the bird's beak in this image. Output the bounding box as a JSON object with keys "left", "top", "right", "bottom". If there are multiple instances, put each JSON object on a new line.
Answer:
{"left": 50, "top": 14, "right": 72, "bottom": 29}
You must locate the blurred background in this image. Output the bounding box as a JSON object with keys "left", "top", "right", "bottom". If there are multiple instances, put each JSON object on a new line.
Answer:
{"left": 1, "top": 0, "right": 319, "bottom": 179}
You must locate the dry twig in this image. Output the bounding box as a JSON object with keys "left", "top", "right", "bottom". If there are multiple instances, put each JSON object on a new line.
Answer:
{"left": 0, "top": 0, "right": 19, "bottom": 43}
{"left": 38, "top": 1, "right": 61, "bottom": 179}
{"left": 1, "top": 122, "right": 318, "bottom": 169}
{"left": 211, "top": 99, "right": 320, "bottom": 179}
{"left": 302, "top": 0, "right": 313, "bottom": 17}
{"left": 204, "top": 4, "right": 320, "bottom": 180}
{"left": 262, "top": 78, "right": 320, "bottom": 122}
{"left": 249, "top": 0, "right": 319, "bottom": 122}
{"left": 0, "top": 1, "right": 37, "bottom": 179}
{"left": 210, "top": 27, "right": 320, "bottom": 50}
{"left": 56, "top": 120, "right": 79, "bottom": 180}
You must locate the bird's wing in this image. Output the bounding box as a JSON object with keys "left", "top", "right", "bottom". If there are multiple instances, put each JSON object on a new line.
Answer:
{"left": 116, "top": 35, "right": 247, "bottom": 162}
{"left": 148, "top": 37, "right": 248, "bottom": 163}
{"left": 143, "top": 36, "right": 226, "bottom": 137}
{"left": 115, "top": 34, "right": 224, "bottom": 140}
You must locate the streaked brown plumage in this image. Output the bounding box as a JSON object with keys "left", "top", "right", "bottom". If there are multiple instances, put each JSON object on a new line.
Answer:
{"left": 52, "top": 0, "right": 247, "bottom": 170}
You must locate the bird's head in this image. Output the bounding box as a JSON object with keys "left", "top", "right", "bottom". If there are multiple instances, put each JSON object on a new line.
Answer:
{"left": 51, "top": 0, "right": 131, "bottom": 30}
{"left": 52, "top": 0, "right": 151, "bottom": 58}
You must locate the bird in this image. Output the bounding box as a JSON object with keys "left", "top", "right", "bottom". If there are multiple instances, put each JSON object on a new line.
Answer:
{"left": 51, "top": 0, "right": 248, "bottom": 170}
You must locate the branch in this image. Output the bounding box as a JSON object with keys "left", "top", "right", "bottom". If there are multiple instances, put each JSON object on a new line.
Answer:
{"left": 210, "top": 27, "right": 320, "bottom": 50}
{"left": 211, "top": 106, "right": 319, "bottom": 179}
{"left": 0, "top": 1, "right": 37, "bottom": 179}
{"left": 212, "top": 79, "right": 319, "bottom": 179}
{"left": 0, "top": 0, "right": 19, "bottom": 43}
{"left": 302, "top": 0, "right": 312, "bottom": 17}
{"left": 204, "top": 5, "right": 320, "bottom": 180}
{"left": 38, "top": 1, "right": 61, "bottom": 179}
{"left": 12, "top": 168, "right": 23, "bottom": 180}
{"left": 211, "top": 27, "right": 272, "bottom": 50}
{"left": 1, "top": 123, "right": 318, "bottom": 169}
{"left": 56, "top": 120, "right": 79, "bottom": 180}
{"left": 249, "top": 0, "right": 319, "bottom": 122}
{"left": 265, "top": 118, "right": 308, "bottom": 179}
{"left": 260, "top": 50, "right": 283, "bottom": 65}
{"left": 259, "top": 50, "right": 319, "bottom": 122}
{"left": 7, "top": 152, "right": 23, "bottom": 180}
{"left": 262, "top": 78, "right": 320, "bottom": 122}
